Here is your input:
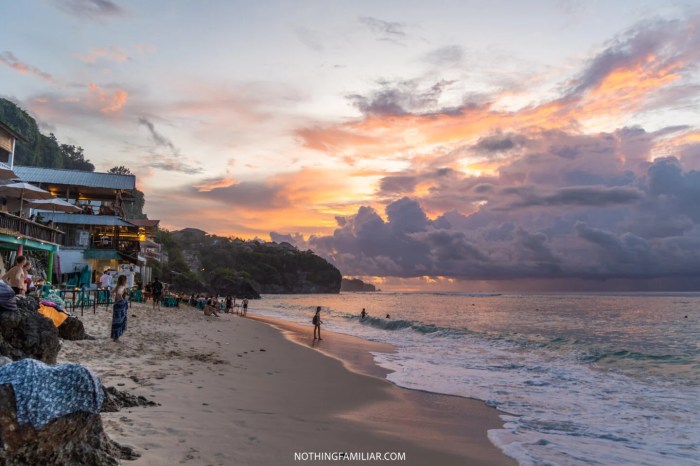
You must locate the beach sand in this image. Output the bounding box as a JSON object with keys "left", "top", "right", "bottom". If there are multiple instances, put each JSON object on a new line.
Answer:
{"left": 58, "top": 301, "right": 516, "bottom": 466}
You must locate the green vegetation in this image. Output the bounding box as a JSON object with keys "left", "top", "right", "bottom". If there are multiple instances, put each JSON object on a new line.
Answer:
{"left": 1, "top": 98, "right": 341, "bottom": 297}
{"left": 152, "top": 228, "right": 342, "bottom": 297}
{"left": 0, "top": 98, "right": 94, "bottom": 170}
{"left": 0, "top": 98, "right": 146, "bottom": 218}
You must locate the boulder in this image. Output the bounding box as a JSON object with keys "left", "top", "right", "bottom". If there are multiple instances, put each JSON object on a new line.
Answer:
{"left": 0, "top": 295, "right": 60, "bottom": 363}
{"left": 58, "top": 316, "right": 93, "bottom": 341}
{"left": 0, "top": 384, "right": 138, "bottom": 465}
{"left": 101, "top": 386, "right": 158, "bottom": 413}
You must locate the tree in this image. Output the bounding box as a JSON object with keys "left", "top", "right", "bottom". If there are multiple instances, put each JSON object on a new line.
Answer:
{"left": 60, "top": 144, "right": 95, "bottom": 171}
{"left": 108, "top": 166, "right": 132, "bottom": 175}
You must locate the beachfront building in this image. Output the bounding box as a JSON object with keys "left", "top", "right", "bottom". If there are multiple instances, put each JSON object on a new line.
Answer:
{"left": 126, "top": 218, "right": 164, "bottom": 284}
{"left": 0, "top": 122, "right": 62, "bottom": 278}
{"left": 12, "top": 166, "right": 157, "bottom": 287}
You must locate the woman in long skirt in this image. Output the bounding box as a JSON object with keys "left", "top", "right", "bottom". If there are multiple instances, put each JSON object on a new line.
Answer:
{"left": 111, "top": 274, "right": 128, "bottom": 342}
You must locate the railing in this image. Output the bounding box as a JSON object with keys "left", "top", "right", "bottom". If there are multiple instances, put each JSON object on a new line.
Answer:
{"left": 0, "top": 211, "right": 64, "bottom": 244}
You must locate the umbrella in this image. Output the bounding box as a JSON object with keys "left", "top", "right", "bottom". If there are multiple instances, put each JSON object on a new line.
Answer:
{"left": 0, "top": 167, "right": 17, "bottom": 180}
{"left": 0, "top": 182, "right": 54, "bottom": 213}
{"left": 27, "top": 198, "right": 82, "bottom": 213}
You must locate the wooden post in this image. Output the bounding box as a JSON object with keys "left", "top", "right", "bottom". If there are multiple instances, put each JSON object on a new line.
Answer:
{"left": 46, "top": 251, "right": 54, "bottom": 285}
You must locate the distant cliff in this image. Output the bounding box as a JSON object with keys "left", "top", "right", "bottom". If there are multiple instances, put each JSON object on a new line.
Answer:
{"left": 151, "top": 229, "right": 342, "bottom": 297}
{"left": 341, "top": 278, "right": 377, "bottom": 292}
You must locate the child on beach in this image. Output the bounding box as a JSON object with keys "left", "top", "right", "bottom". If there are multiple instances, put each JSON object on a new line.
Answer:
{"left": 312, "top": 306, "right": 323, "bottom": 340}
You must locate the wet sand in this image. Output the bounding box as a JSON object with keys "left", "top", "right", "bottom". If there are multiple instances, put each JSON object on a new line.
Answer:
{"left": 58, "top": 301, "right": 516, "bottom": 465}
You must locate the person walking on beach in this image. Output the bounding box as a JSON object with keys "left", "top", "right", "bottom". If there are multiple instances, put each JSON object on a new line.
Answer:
{"left": 111, "top": 275, "right": 129, "bottom": 342}
{"left": 2, "top": 255, "right": 26, "bottom": 295}
{"left": 152, "top": 277, "right": 163, "bottom": 309}
{"left": 313, "top": 306, "right": 323, "bottom": 340}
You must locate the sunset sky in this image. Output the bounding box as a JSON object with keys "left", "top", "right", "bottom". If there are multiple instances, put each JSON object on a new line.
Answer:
{"left": 3, "top": 0, "right": 700, "bottom": 290}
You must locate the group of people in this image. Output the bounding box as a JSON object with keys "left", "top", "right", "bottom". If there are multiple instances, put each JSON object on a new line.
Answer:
{"left": 1, "top": 256, "right": 34, "bottom": 296}
{"left": 189, "top": 294, "right": 249, "bottom": 317}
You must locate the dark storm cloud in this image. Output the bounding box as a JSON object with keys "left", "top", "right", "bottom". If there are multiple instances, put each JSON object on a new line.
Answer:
{"left": 280, "top": 150, "right": 700, "bottom": 287}
{"left": 507, "top": 186, "right": 645, "bottom": 209}
{"left": 474, "top": 133, "right": 527, "bottom": 153}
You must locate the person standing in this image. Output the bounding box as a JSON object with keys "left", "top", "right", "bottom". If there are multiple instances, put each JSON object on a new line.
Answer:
{"left": 99, "top": 270, "right": 112, "bottom": 289}
{"left": 313, "top": 306, "right": 323, "bottom": 341}
{"left": 225, "top": 295, "right": 232, "bottom": 313}
{"left": 152, "top": 277, "right": 163, "bottom": 309}
{"left": 111, "top": 275, "right": 129, "bottom": 342}
{"left": 2, "top": 256, "right": 27, "bottom": 295}
{"left": 242, "top": 298, "right": 248, "bottom": 316}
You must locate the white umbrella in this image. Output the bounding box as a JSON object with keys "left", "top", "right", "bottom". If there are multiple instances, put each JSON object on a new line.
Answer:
{"left": 27, "top": 198, "right": 82, "bottom": 213}
{"left": 0, "top": 182, "right": 54, "bottom": 213}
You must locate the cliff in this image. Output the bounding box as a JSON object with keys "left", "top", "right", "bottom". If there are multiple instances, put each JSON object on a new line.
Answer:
{"left": 340, "top": 278, "right": 378, "bottom": 292}
{"left": 152, "top": 230, "right": 342, "bottom": 296}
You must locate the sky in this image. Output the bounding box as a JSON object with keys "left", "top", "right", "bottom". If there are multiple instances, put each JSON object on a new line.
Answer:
{"left": 3, "top": 0, "right": 700, "bottom": 291}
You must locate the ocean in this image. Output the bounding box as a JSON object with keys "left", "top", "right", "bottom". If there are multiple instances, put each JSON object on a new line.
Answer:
{"left": 251, "top": 292, "right": 699, "bottom": 466}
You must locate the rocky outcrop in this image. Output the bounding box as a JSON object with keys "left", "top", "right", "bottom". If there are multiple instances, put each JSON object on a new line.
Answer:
{"left": 0, "top": 295, "right": 60, "bottom": 363}
{"left": 101, "top": 386, "right": 158, "bottom": 413}
{"left": 0, "top": 384, "right": 138, "bottom": 465}
{"left": 58, "top": 316, "right": 92, "bottom": 341}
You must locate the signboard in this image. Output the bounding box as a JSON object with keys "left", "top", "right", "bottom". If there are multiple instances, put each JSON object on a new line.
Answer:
{"left": 78, "top": 230, "right": 90, "bottom": 247}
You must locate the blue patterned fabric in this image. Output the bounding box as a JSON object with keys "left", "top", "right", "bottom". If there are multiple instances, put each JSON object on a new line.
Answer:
{"left": 111, "top": 299, "right": 128, "bottom": 339}
{"left": 0, "top": 358, "right": 104, "bottom": 428}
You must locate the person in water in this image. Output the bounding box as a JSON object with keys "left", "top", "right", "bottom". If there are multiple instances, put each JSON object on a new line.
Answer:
{"left": 386, "top": 313, "right": 391, "bottom": 319}
{"left": 360, "top": 308, "right": 367, "bottom": 319}
{"left": 312, "top": 306, "right": 323, "bottom": 340}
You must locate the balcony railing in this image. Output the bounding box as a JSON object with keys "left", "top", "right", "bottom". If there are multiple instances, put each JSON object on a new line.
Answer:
{"left": 0, "top": 211, "right": 64, "bottom": 244}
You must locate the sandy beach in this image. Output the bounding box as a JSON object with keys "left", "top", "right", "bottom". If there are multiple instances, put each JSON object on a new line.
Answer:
{"left": 58, "top": 301, "right": 516, "bottom": 466}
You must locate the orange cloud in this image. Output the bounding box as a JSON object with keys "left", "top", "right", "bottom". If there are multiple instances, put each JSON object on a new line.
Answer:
{"left": 0, "top": 52, "right": 58, "bottom": 84}
{"left": 75, "top": 46, "right": 129, "bottom": 63}
{"left": 87, "top": 83, "right": 128, "bottom": 113}
{"left": 194, "top": 175, "right": 239, "bottom": 192}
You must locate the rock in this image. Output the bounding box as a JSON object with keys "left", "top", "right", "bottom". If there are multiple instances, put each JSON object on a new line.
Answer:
{"left": 101, "top": 386, "right": 158, "bottom": 413}
{"left": 0, "top": 384, "right": 139, "bottom": 465}
{"left": 0, "top": 296, "right": 60, "bottom": 363}
{"left": 58, "top": 316, "right": 92, "bottom": 341}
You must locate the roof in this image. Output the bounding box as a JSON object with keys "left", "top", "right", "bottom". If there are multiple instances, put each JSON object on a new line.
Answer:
{"left": 13, "top": 166, "right": 136, "bottom": 191}
{"left": 0, "top": 121, "right": 28, "bottom": 143}
{"left": 41, "top": 213, "right": 135, "bottom": 227}
{"left": 127, "top": 218, "right": 160, "bottom": 228}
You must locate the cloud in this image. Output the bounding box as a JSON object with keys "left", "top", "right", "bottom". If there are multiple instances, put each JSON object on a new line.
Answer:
{"left": 271, "top": 150, "right": 700, "bottom": 288}
{"left": 505, "top": 186, "right": 645, "bottom": 209}
{"left": 74, "top": 46, "right": 129, "bottom": 63}
{"left": 87, "top": 82, "right": 127, "bottom": 113}
{"left": 138, "top": 117, "right": 179, "bottom": 153}
{"left": 347, "top": 79, "right": 460, "bottom": 117}
{"left": 423, "top": 45, "right": 464, "bottom": 66}
{"left": 194, "top": 175, "right": 239, "bottom": 192}
{"left": 358, "top": 16, "right": 409, "bottom": 43}
{"left": 136, "top": 117, "right": 205, "bottom": 174}
{"left": 0, "top": 52, "right": 58, "bottom": 83}
{"left": 52, "top": 0, "right": 125, "bottom": 19}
